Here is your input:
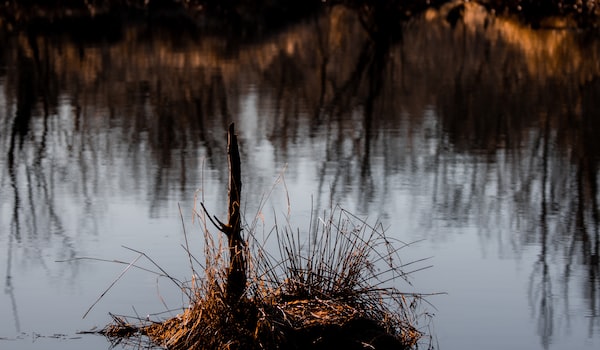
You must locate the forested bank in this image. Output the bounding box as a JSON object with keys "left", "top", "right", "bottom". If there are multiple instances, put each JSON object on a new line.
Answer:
{"left": 2, "top": 0, "right": 600, "bottom": 32}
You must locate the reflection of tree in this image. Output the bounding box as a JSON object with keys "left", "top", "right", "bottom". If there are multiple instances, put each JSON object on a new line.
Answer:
{"left": 436, "top": 68, "right": 600, "bottom": 348}
{"left": 1, "top": 4, "right": 600, "bottom": 345}
{"left": 521, "top": 79, "right": 600, "bottom": 346}
{"left": 570, "top": 78, "right": 600, "bottom": 335}
{"left": 528, "top": 115, "right": 553, "bottom": 350}
{"left": 3, "top": 45, "right": 31, "bottom": 334}
{"left": 5, "top": 33, "right": 71, "bottom": 249}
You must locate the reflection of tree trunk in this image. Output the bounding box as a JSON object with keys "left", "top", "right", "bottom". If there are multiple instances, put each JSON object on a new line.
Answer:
{"left": 580, "top": 160, "right": 600, "bottom": 330}
{"left": 4, "top": 232, "right": 21, "bottom": 333}
{"left": 531, "top": 115, "right": 553, "bottom": 349}
{"left": 4, "top": 41, "right": 37, "bottom": 338}
{"left": 309, "top": 9, "right": 394, "bottom": 230}
{"left": 311, "top": 10, "right": 330, "bottom": 126}
{"left": 591, "top": 229, "right": 599, "bottom": 331}
{"left": 575, "top": 139, "right": 600, "bottom": 327}
{"left": 569, "top": 79, "right": 600, "bottom": 326}
{"left": 360, "top": 28, "right": 389, "bottom": 195}
{"left": 8, "top": 46, "right": 36, "bottom": 242}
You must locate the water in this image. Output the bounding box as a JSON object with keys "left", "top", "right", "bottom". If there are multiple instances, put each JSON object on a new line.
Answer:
{"left": 1, "top": 4, "right": 600, "bottom": 350}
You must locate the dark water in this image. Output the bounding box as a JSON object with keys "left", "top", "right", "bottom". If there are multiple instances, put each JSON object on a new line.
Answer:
{"left": 1, "top": 4, "right": 600, "bottom": 350}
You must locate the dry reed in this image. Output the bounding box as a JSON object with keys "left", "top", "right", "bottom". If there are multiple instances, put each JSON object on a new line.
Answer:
{"left": 99, "top": 203, "right": 433, "bottom": 350}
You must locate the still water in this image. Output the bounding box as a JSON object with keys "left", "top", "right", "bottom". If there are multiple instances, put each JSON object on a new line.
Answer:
{"left": 1, "top": 4, "right": 600, "bottom": 350}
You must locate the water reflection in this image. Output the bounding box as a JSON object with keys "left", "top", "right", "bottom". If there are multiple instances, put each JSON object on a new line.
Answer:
{"left": 1, "top": 3, "right": 599, "bottom": 349}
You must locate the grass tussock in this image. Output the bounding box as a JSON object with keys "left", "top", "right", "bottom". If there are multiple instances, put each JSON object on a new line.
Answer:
{"left": 102, "top": 204, "right": 433, "bottom": 350}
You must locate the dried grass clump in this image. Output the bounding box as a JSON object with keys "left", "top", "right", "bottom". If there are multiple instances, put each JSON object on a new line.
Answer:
{"left": 102, "top": 205, "right": 433, "bottom": 350}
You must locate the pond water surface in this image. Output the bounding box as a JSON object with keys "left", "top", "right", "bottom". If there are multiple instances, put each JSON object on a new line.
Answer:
{"left": 1, "top": 5, "right": 600, "bottom": 350}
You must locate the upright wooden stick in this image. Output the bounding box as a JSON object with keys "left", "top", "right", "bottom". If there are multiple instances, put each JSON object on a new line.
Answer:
{"left": 225, "top": 123, "right": 246, "bottom": 303}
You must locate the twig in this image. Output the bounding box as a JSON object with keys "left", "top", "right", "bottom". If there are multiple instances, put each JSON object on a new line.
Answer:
{"left": 83, "top": 253, "right": 143, "bottom": 319}
{"left": 200, "top": 202, "right": 229, "bottom": 235}
{"left": 121, "top": 246, "right": 188, "bottom": 299}
{"left": 179, "top": 203, "right": 197, "bottom": 279}
{"left": 56, "top": 257, "right": 163, "bottom": 276}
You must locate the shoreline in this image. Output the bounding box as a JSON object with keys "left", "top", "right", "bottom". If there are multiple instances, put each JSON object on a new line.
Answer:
{"left": 1, "top": 0, "right": 599, "bottom": 35}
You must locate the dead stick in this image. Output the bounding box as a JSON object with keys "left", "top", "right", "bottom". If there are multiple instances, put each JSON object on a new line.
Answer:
{"left": 225, "top": 122, "right": 246, "bottom": 303}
